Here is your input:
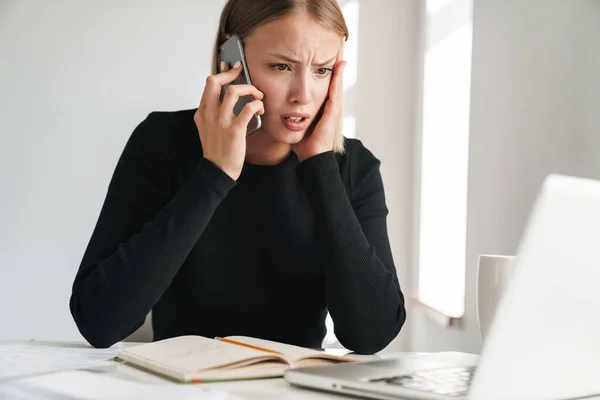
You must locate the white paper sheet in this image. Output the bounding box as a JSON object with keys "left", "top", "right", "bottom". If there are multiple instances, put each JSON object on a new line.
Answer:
{"left": 0, "top": 341, "right": 122, "bottom": 381}
{"left": 0, "top": 370, "right": 246, "bottom": 400}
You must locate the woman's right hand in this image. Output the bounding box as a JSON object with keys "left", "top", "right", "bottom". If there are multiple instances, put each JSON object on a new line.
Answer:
{"left": 194, "top": 63, "right": 265, "bottom": 181}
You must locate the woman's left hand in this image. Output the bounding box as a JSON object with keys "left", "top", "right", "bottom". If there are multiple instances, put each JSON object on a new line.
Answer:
{"left": 293, "top": 39, "right": 346, "bottom": 162}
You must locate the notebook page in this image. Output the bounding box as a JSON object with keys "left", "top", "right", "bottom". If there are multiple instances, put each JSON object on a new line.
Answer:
{"left": 120, "top": 336, "right": 284, "bottom": 372}
{"left": 224, "top": 336, "right": 336, "bottom": 363}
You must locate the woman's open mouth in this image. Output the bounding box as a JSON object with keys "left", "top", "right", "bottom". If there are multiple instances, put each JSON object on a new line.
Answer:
{"left": 281, "top": 113, "right": 310, "bottom": 131}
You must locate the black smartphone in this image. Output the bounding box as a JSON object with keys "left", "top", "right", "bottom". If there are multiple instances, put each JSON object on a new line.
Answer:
{"left": 217, "top": 35, "right": 262, "bottom": 135}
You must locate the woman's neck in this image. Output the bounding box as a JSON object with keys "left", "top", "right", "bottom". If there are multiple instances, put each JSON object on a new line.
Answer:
{"left": 245, "top": 130, "right": 292, "bottom": 166}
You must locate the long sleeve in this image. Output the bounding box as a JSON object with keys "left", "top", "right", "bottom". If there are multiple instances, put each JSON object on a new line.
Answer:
{"left": 295, "top": 143, "right": 406, "bottom": 354}
{"left": 69, "top": 112, "right": 236, "bottom": 348}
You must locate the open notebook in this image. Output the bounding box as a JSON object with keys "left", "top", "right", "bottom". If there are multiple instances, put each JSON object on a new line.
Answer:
{"left": 116, "top": 335, "right": 358, "bottom": 383}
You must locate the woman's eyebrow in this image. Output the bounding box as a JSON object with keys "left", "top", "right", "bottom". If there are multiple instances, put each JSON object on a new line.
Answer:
{"left": 266, "top": 53, "right": 337, "bottom": 67}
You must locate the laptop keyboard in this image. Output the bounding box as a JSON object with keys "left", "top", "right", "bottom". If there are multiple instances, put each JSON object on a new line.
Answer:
{"left": 368, "top": 366, "right": 476, "bottom": 398}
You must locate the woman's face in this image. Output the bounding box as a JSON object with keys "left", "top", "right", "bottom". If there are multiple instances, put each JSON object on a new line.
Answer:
{"left": 243, "top": 12, "right": 343, "bottom": 145}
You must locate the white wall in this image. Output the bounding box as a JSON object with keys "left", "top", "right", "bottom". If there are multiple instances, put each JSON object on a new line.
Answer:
{"left": 580, "top": 2, "right": 600, "bottom": 180}
{"left": 408, "top": 0, "right": 600, "bottom": 353}
{"left": 6, "top": 0, "right": 595, "bottom": 351}
{"left": 0, "top": 0, "right": 226, "bottom": 340}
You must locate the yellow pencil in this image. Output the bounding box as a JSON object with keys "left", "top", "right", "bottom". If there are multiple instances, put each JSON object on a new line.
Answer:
{"left": 216, "top": 337, "right": 282, "bottom": 355}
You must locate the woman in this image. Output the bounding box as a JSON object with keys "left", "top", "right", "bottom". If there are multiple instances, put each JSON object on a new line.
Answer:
{"left": 70, "top": 0, "right": 406, "bottom": 354}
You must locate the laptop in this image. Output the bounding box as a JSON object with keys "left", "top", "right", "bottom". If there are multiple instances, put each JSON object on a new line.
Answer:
{"left": 285, "top": 174, "right": 600, "bottom": 400}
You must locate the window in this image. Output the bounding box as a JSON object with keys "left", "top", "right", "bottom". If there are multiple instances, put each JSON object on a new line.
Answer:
{"left": 416, "top": 0, "right": 473, "bottom": 319}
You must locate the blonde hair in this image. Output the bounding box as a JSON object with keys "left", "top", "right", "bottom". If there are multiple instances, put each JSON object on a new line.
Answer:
{"left": 212, "top": 0, "right": 349, "bottom": 154}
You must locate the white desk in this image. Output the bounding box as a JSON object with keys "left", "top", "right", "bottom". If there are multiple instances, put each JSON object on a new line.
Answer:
{"left": 0, "top": 340, "right": 477, "bottom": 399}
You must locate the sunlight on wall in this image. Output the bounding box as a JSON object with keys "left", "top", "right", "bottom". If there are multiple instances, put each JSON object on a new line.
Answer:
{"left": 427, "top": 0, "right": 453, "bottom": 14}
{"left": 417, "top": 0, "right": 473, "bottom": 318}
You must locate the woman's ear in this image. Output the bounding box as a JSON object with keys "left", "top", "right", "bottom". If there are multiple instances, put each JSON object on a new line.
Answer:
{"left": 225, "top": 33, "right": 232, "bottom": 39}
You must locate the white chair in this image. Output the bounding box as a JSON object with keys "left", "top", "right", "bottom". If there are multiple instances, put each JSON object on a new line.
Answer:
{"left": 123, "top": 312, "right": 153, "bottom": 343}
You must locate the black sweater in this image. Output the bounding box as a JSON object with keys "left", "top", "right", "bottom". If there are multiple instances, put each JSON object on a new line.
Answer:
{"left": 69, "top": 109, "right": 406, "bottom": 354}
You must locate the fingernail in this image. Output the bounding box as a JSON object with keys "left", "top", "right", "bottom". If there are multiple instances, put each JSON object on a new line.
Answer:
{"left": 233, "top": 61, "right": 241, "bottom": 69}
{"left": 220, "top": 61, "right": 226, "bottom": 72}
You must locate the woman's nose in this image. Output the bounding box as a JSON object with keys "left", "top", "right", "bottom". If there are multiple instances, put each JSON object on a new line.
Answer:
{"left": 289, "top": 75, "right": 312, "bottom": 105}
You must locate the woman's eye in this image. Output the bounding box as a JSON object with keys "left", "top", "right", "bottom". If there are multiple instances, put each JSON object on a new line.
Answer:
{"left": 271, "top": 64, "right": 290, "bottom": 72}
{"left": 316, "top": 68, "right": 333, "bottom": 76}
